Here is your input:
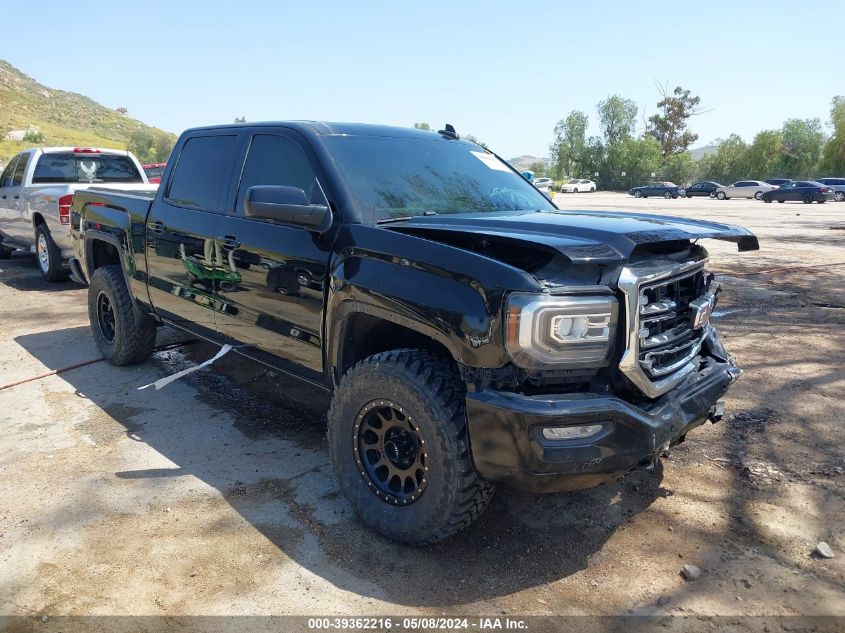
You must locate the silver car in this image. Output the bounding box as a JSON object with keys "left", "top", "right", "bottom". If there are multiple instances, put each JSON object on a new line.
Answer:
{"left": 714, "top": 180, "right": 776, "bottom": 200}
{"left": 816, "top": 178, "right": 845, "bottom": 202}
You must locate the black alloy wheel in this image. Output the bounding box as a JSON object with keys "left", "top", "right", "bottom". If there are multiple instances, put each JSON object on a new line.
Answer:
{"left": 96, "top": 290, "right": 117, "bottom": 343}
{"left": 354, "top": 400, "right": 428, "bottom": 505}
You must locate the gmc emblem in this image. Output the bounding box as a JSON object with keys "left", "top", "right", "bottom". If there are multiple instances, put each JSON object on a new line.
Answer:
{"left": 689, "top": 294, "right": 716, "bottom": 330}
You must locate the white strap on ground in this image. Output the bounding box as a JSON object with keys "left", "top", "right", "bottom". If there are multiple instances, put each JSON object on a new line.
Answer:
{"left": 138, "top": 344, "right": 234, "bottom": 391}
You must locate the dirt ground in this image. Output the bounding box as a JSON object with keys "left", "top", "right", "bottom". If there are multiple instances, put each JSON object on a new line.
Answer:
{"left": 0, "top": 193, "right": 843, "bottom": 627}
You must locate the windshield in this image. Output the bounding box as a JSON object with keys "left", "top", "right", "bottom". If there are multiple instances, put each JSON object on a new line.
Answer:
{"left": 32, "top": 153, "right": 143, "bottom": 184}
{"left": 323, "top": 136, "right": 556, "bottom": 223}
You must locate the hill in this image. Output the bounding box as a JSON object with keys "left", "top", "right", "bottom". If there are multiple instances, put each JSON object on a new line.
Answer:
{"left": 689, "top": 144, "right": 718, "bottom": 160}
{"left": 0, "top": 60, "right": 175, "bottom": 167}
{"left": 507, "top": 154, "right": 550, "bottom": 172}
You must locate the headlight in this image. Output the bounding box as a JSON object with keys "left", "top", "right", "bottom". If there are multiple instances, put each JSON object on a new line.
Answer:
{"left": 505, "top": 293, "right": 618, "bottom": 369}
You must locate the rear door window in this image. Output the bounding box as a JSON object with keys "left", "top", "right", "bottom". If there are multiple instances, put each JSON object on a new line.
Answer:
{"left": 0, "top": 156, "right": 19, "bottom": 188}
{"left": 12, "top": 154, "right": 30, "bottom": 186}
{"left": 166, "top": 135, "right": 238, "bottom": 211}
{"left": 32, "top": 153, "right": 143, "bottom": 184}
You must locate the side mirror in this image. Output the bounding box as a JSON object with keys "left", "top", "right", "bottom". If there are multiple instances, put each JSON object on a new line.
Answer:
{"left": 244, "top": 185, "right": 332, "bottom": 232}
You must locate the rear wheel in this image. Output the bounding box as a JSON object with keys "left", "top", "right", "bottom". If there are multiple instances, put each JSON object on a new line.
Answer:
{"left": 35, "top": 224, "right": 69, "bottom": 282}
{"left": 777, "top": 200, "right": 785, "bottom": 203}
{"left": 634, "top": 191, "right": 642, "bottom": 198}
{"left": 663, "top": 192, "right": 672, "bottom": 199}
{"left": 716, "top": 191, "right": 726, "bottom": 200}
{"left": 589, "top": 187, "right": 595, "bottom": 192}
{"left": 754, "top": 191, "right": 763, "bottom": 200}
{"left": 328, "top": 349, "right": 494, "bottom": 545}
{"left": 88, "top": 265, "right": 156, "bottom": 365}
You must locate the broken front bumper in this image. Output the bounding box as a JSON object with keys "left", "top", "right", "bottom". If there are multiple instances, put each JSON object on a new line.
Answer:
{"left": 465, "top": 354, "right": 740, "bottom": 493}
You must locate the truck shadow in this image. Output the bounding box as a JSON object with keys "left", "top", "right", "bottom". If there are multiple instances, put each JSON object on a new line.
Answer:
{"left": 14, "top": 325, "right": 666, "bottom": 607}
{"left": 0, "top": 252, "right": 81, "bottom": 292}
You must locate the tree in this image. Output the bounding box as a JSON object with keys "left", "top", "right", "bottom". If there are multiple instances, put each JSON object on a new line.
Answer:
{"left": 620, "top": 137, "right": 662, "bottom": 187}
{"left": 646, "top": 85, "right": 703, "bottom": 156}
{"left": 463, "top": 133, "right": 487, "bottom": 148}
{"left": 745, "top": 130, "right": 785, "bottom": 178}
{"left": 597, "top": 95, "right": 638, "bottom": 147}
{"left": 698, "top": 134, "right": 748, "bottom": 184}
{"left": 819, "top": 96, "right": 845, "bottom": 175}
{"left": 528, "top": 161, "right": 548, "bottom": 177}
{"left": 780, "top": 118, "right": 825, "bottom": 178}
{"left": 549, "top": 110, "right": 588, "bottom": 178}
{"left": 597, "top": 95, "right": 637, "bottom": 187}
{"left": 234, "top": 116, "right": 246, "bottom": 124}
{"left": 579, "top": 136, "right": 605, "bottom": 180}
{"left": 661, "top": 151, "right": 695, "bottom": 185}
{"left": 127, "top": 128, "right": 176, "bottom": 164}
{"left": 412, "top": 122, "right": 431, "bottom": 130}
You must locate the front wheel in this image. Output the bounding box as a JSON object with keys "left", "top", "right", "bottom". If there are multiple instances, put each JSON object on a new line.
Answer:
{"left": 763, "top": 194, "right": 772, "bottom": 203}
{"left": 634, "top": 191, "right": 642, "bottom": 198}
{"left": 88, "top": 265, "right": 156, "bottom": 365}
{"left": 802, "top": 194, "right": 813, "bottom": 204}
{"left": 778, "top": 200, "right": 785, "bottom": 203}
{"left": 664, "top": 192, "right": 672, "bottom": 199}
{"left": 35, "top": 224, "right": 69, "bottom": 282}
{"left": 328, "top": 349, "right": 495, "bottom": 545}
{"left": 834, "top": 192, "right": 845, "bottom": 202}
{"left": 716, "top": 191, "right": 726, "bottom": 200}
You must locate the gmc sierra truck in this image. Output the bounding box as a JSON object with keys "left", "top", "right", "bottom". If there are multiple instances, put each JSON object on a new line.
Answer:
{"left": 70, "top": 122, "right": 758, "bottom": 545}
{"left": 0, "top": 147, "right": 154, "bottom": 280}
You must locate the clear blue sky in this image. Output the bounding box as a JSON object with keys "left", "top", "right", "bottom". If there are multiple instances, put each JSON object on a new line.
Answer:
{"left": 3, "top": 0, "right": 842, "bottom": 158}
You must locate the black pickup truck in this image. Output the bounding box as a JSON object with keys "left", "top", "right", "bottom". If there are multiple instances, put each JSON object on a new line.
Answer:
{"left": 70, "top": 122, "right": 758, "bottom": 544}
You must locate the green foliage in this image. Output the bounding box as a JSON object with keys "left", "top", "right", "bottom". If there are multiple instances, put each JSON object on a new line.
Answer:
{"left": 23, "top": 129, "right": 44, "bottom": 143}
{"left": 528, "top": 161, "right": 547, "bottom": 177}
{"left": 234, "top": 116, "right": 246, "bottom": 124}
{"left": 745, "top": 129, "right": 784, "bottom": 177}
{"left": 620, "top": 137, "right": 662, "bottom": 187}
{"left": 549, "top": 110, "right": 588, "bottom": 179}
{"left": 819, "top": 96, "right": 845, "bottom": 175}
{"left": 661, "top": 150, "right": 695, "bottom": 184}
{"left": 463, "top": 133, "right": 487, "bottom": 148}
{"left": 597, "top": 95, "right": 638, "bottom": 146}
{"left": 127, "top": 128, "right": 176, "bottom": 164}
{"left": 0, "top": 59, "right": 176, "bottom": 166}
{"left": 412, "top": 122, "right": 431, "bottom": 130}
{"left": 646, "top": 86, "right": 702, "bottom": 156}
{"left": 698, "top": 134, "right": 749, "bottom": 184}
{"left": 780, "top": 118, "right": 825, "bottom": 178}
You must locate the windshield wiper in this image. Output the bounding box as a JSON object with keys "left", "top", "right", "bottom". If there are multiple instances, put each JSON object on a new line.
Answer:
{"left": 376, "top": 211, "right": 438, "bottom": 225}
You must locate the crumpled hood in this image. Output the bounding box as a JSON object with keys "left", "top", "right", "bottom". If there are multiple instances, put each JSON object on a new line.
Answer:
{"left": 388, "top": 210, "right": 759, "bottom": 264}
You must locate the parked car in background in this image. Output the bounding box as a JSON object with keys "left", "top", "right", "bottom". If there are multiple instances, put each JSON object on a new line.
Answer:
{"left": 761, "top": 181, "right": 834, "bottom": 204}
{"left": 628, "top": 182, "right": 681, "bottom": 198}
{"left": 531, "top": 177, "right": 554, "bottom": 189}
{"left": 142, "top": 162, "right": 167, "bottom": 184}
{"left": 764, "top": 178, "right": 792, "bottom": 187}
{"left": 815, "top": 177, "right": 845, "bottom": 201}
{"left": 714, "top": 180, "right": 776, "bottom": 200}
{"left": 685, "top": 181, "right": 722, "bottom": 198}
{"left": 560, "top": 178, "right": 596, "bottom": 193}
{"left": 0, "top": 147, "right": 154, "bottom": 280}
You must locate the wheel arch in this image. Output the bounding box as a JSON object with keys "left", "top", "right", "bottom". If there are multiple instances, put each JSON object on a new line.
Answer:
{"left": 329, "top": 302, "right": 460, "bottom": 386}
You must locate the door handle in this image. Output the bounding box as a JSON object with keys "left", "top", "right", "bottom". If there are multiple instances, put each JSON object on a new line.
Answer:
{"left": 147, "top": 220, "right": 167, "bottom": 234}
{"left": 219, "top": 236, "right": 241, "bottom": 250}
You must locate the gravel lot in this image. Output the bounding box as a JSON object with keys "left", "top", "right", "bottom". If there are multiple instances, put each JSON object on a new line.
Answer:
{"left": 1, "top": 193, "right": 843, "bottom": 625}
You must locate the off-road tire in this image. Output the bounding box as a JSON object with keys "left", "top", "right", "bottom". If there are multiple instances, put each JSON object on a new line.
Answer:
{"left": 88, "top": 265, "right": 156, "bottom": 365}
{"left": 328, "top": 349, "right": 495, "bottom": 545}
{"left": 36, "top": 224, "right": 69, "bottom": 282}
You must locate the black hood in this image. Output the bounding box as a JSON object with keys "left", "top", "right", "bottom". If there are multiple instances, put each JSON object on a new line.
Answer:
{"left": 387, "top": 210, "right": 758, "bottom": 265}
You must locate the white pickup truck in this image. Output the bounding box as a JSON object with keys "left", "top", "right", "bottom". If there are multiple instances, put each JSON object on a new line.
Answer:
{"left": 0, "top": 147, "right": 157, "bottom": 281}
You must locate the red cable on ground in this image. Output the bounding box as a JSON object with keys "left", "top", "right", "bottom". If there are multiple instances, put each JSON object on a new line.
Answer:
{"left": 0, "top": 340, "right": 196, "bottom": 392}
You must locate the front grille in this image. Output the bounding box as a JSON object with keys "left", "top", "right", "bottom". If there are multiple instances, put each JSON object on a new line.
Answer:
{"left": 618, "top": 258, "right": 713, "bottom": 398}
{"left": 638, "top": 268, "right": 710, "bottom": 377}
